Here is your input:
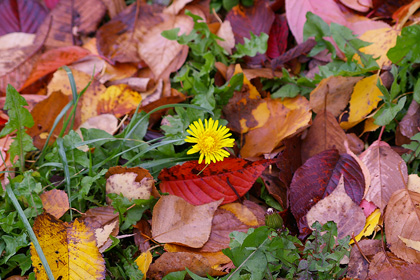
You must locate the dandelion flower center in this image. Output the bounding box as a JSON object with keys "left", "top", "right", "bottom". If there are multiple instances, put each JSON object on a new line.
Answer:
{"left": 185, "top": 118, "right": 235, "bottom": 164}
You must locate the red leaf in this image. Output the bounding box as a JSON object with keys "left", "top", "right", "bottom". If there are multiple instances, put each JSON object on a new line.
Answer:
{"left": 289, "top": 149, "right": 365, "bottom": 238}
{"left": 158, "top": 158, "right": 272, "bottom": 205}
{"left": 0, "top": 0, "right": 48, "bottom": 36}
{"left": 44, "top": 0, "right": 59, "bottom": 10}
{"left": 20, "top": 46, "right": 91, "bottom": 90}
{"left": 266, "top": 14, "right": 289, "bottom": 59}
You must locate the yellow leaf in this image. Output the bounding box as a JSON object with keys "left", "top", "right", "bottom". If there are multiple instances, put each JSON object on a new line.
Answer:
{"left": 220, "top": 203, "right": 258, "bottom": 226}
{"left": 354, "top": 28, "right": 399, "bottom": 68}
{"left": 98, "top": 84, "right": 142, "bottom": 118}
{"left": 233, "top": 64, "right": 260, "bottom": 99}
{"left": 340, "top": 75, "right": 383, "bottom": 130}
{"left": 350, "top": 209, "right": 381, "bottom": 244}
{"left": 135, "top": 251, "right": 153, "bottom": 280}
{"left": 362, "top": 117, "right": 381, "bottom": 135}
{"left": 31, "top": 213, "right": 105, "bottom": 279}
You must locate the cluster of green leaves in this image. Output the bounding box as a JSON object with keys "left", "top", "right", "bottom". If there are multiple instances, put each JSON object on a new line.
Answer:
{"left": 165, "top": 221, "right": 350, "bottom": 280}
{"left": 210, "top": 0, "right": 254, "bottom": 13}
{"left": 221, "top": 221, "right": 349, "bottom": 280}
{"left": 161, "top": 11, "right": 270, "bottom": 141}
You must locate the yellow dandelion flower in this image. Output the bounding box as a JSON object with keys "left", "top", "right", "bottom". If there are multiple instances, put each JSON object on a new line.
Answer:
{"left": 185, "top": 118, "right": 235, "bottom": 164}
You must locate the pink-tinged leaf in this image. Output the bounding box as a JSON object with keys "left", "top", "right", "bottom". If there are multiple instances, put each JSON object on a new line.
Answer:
{"left": 289, "top": 149, "right": 365, "bottom": 238}
{"left": 0, "top": 0, "right": 48, "bottom": 36}
{"left": 158, "top": 158, "right": 273, "bottom": 205}
{"left": 359, "top": 140, "right": 408, "bottom": 213}
{"left": 21, "top": 46, "right": 91, "bottom": 90}
{"left": 267, "top": 14, "right": 289, "bottom": 59}
{"left": 44, "top": 0, "right": 59, "bottom": 10}
{"left": 360, "top": 199, "right": 377, "bottom": 217}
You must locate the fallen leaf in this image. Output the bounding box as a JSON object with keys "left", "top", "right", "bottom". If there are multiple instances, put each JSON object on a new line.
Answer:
{"left": 240, "top": 95, "right": 312, "bottom": 159}
{"left": 226, "top": 0, "right": 275, "bottom": 46}
{"left": 158, "top": 158, "right": 272, "bottom": 205}
{"left": 138, "top": 14, "right": 193, "bottom": 79}
{"left": 77, "top": 114, "right": 119, "bottom": 136}
{"left": 306, "top": 176, "right": 366, "bottom": 239}
{"left": 40, "top": 189, "right": 69, "bottom": 219}
{"left": 101, "top": 0, "right": 127, "bottom": 18}
{"left": 21, "top": 46, "right": 91, "bottom": 90}
{"left": 290, "top": 149, "right": 365, "bottom": 238}
{"left": 0, "top": 34, "right": 43, "bottom": 94}
{"left": 340, "top": 0, "right": 372, "bottom": 12}
{"left": 347, "top": 239, "right": 381, "bottom": 280}
{"left": 355, "top": 27, "right": 399, "bottom": 68}
{"left": 398, "top": 99, "right": 420, "bottom": 140}
{"left": 151, "top": 195, "right": 222, "bottom": 248}
{"left": 96, "top": 3, "right": 164, "bottom": 64}
{"left": 163, "top": 0, "right": 194, "bottom": 15}
{"left": 220, "top": 203, "right": 258, "bottom": 227}
{"left": 0, "top": 32, "right": 35, "bottom": 49}
{"left": 26, "top": 90, "right": 79, "bottom": 149}
{"left": 31, "top": 213, "right": 105, "bottom": 279}
{"left": 105, "top": 166, "right": 155, "bottom": 203}
{"left": 385, "top": 188, "right": 420, "bottom": 263}
{"left": 340, "top": 75, "right": 383, "bottom": 130}
{"left": 97, "top": 84, "right": 142, "bottom": 118}
{"left": 266, "top": 14, "right": 289, "bottom": 59}
{"left": 135, "top": 251, "right": 153, "bottom": 280}
{"left": 47, "top": 67, "right": 107, "bottom": 123}
{"left": 0, "top": 0, "right": 48, "bottom": 36}
{"left": 350, "top": 209, "right": 380, "bottom": 244}
{"left": 35, "top": 0, "right": 106, "bottom": 48}
{"left": 309, "top": 76, "right": 363, "bottom": 118}
{"left": 198, "top": 200, "right": 265, "bottom": 252}
{"left": 368, "top": 251, "right": 420, "bottom": 279}
{"left": 301, "top": 110, "right": 347, "bottom": 163}
{"left": 359, "top": 140, "right": 408, "bottom": 212}
{"left": 392, "top": 0, "right": 420, "bottom": 29}
{"left": 133, "top": 219, "right": 152, "bottom": 253}
{"left": 164, "top": 243, "right": 231, "bottom": 267}
{"left": 148, "top": 252, "right": 226, "bottom": 279}
{"left": 216, "top": 20, "right": 235, "bottom": 55}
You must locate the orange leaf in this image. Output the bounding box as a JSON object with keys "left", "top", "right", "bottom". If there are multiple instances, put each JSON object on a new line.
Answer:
{"left": 40, "top": 189, "right": 69, "bottom": 219}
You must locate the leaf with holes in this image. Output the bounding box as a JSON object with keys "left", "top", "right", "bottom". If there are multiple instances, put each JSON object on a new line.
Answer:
{"left": 158, "top": 158, "right": 272, "bottom": 205}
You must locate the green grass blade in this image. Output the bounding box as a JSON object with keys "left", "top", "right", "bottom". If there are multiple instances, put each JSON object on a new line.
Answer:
{"left": 56, "top": 138, "right": 72, "bottom": 219}
{"left": 5, "top": 184, "right": 55, "bottom": 280}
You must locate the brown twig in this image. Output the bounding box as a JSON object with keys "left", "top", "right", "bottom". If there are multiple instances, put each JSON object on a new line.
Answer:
{"left": 351, "top": 233, "right": 370, "bottom": 264}
{"left": 227, "top": 177, "right": 243, "bottom": 203}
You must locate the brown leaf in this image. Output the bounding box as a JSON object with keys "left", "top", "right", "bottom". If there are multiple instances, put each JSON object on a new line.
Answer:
{"left": 26, "top": 91, "right": 79, "bottom": 149}
{"left": 309, "top": 76, "right": 363, "bottom": 118}
{"left": 35, "top": 0, "right": 106, "bottom": 48}
{"left": 96, "top": 3, "right": 164, "bottom": 64}
{"left": 347, "top": 240, "right": 381, "bottom": 280}
{"left": 0, "top": 34, "right": 43, "bottom": 94}
{"left": 148, "top": 252, "right": 226, "bottom": 280}
{"left": 367, "top": 251, "right": 420, "bottom": 279}
{"left": 40, "top": 189, "right": 69, "bottom": 219}
{"left": 198, "top": 200, "right": 265, "bottom": 252}
{"left": 397, "top": 99, "right": 420, "bottom": 141}
{"left": 105, "top": 166, "right": 155, "bottom": 203}
{"left": 101, "top": 0, "right": 127, "bottom": 18}
{"left": 385, "top": 188, "right": 420, "bottom": 263}
{"left": 138, "top": 14, "right": 193, "bottom": 79}
{"left": 133, "top": 219, "right": 152, "bottom": 253}
{"left": 216, "top": 20, "right": 235, "bottom": 55}
{"left": 240, "top": 96, "right": 312, "bottom": 159}
{"left": 151, "top": 195, "right": 222, "bottom": 248}
{"left": 83, "top": 206, "right": 119, "bottom": 253}
{"left": 306, "top": 176, "right": 366, "bottom": 239}
{"left": 359, "top": 140, "right": 408, "bottom": 212}
{"left": 301, "top": 110, "right": 347, "bottom": 163}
